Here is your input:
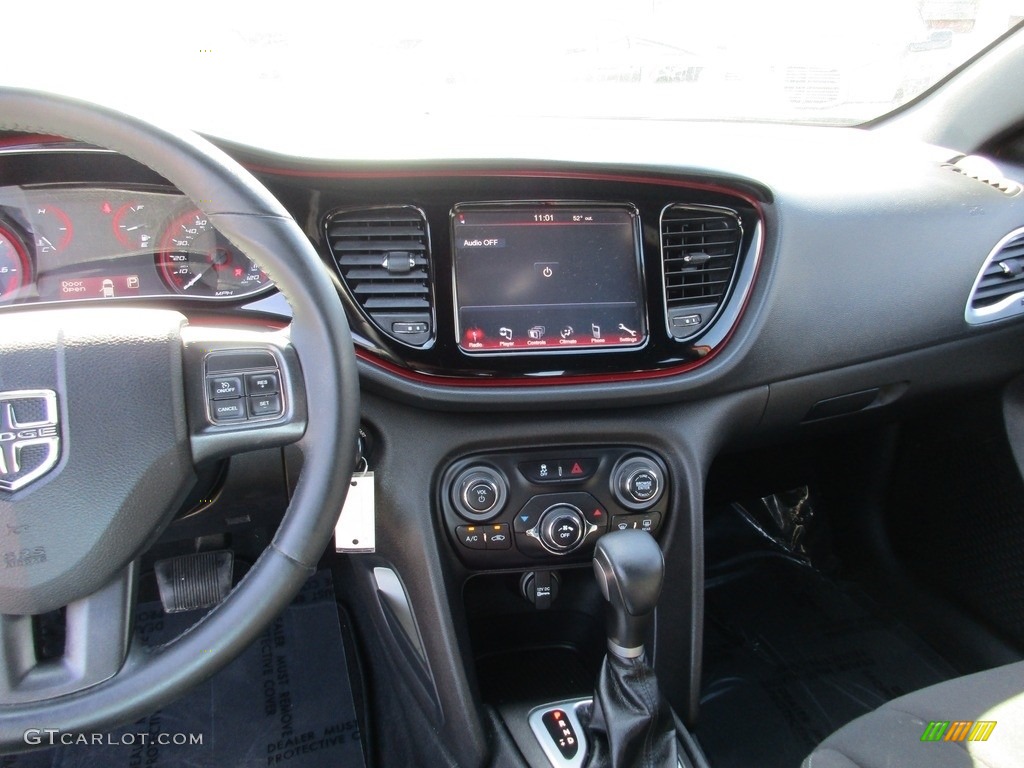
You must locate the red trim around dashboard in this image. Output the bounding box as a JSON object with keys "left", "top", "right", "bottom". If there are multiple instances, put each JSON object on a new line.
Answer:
{"left": 0, "top": 134, "right": 71, "bottom": 149}
{"left": 245, "top": 163, "right": 765, "bottom": 388}
{"left": 246, "top": 164, "right": 765, "bottom": 210}
{"left": 1, "top": 135, "right": 763, "bottom": 388}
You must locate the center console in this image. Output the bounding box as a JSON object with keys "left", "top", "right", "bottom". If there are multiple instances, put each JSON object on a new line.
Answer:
{"left": 440, "top": 447, "right": 669, "bottom": 570}
{"left": 438, "top": 446, "right": 681, "bottom": 765}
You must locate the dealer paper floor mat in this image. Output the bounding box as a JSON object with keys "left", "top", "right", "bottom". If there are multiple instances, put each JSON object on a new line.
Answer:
{"left": 5, "top": 570, "right": 365, "bottom": 768}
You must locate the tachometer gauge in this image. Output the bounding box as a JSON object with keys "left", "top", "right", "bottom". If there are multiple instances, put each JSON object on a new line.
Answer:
{"left": 156, "top": 209, "right": 272, "bottom": 298}
{"left": 0, "top": 223, "right": 31, "bottom": 304}
{"left": 31, "top": 205, "right": 73, "bottom": 254}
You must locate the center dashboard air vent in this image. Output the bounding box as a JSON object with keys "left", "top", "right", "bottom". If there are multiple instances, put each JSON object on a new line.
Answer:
{"left": 966, "top": 226, "right": 1024, "bottom": 325}
{"left": 325, "top": 206, "right": 433, "bottom": 346}
{"left": 660, "top": 204, "right": 743, "bottom": 340}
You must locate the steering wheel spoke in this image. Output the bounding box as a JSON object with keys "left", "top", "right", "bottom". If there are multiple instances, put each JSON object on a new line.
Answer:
{"left": 0, "top": 86, "right": 357, "bottom": 751}
{"left": 182, "top": 326, "right": 308, "bottom": 464}
{"left": 0, "top": 564, "right": 136, "bottom": 704}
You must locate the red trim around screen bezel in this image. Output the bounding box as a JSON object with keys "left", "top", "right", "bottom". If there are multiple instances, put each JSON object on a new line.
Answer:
{"left": 246, "top": 163, "right": 764, "bottom": 388}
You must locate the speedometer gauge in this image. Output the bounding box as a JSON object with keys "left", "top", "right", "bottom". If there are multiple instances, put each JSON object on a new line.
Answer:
{"left": 0, "top": 222, "right": 31, "bottom": 304}
{"left": 156, "top": 209, "right": 272, "bottom": 298}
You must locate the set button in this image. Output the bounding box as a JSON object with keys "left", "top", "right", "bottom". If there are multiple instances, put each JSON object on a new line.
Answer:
{"left": 248, "top": 393, "right": 283, "bottom": 418}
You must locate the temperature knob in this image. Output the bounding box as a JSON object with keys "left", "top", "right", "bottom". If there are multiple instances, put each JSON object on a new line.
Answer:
{"left": 537, "top": 504, "right": 587, "bottom": 554}
{"left": 611, "top": 456, "right": 665, "bottom": 510}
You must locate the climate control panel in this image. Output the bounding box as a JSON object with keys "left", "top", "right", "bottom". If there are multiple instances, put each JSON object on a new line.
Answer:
{"left": 440, "top": 447, "right": 669, "bottom": 568}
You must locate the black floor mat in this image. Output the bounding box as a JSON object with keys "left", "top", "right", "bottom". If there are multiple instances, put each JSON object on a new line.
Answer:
{"left": 7, "top": 571, "right": 365, "bottom": 768}
{"left": 698, "top": 510, "right": 957, "bottom": 768}
{"left": 698, "top": 556, "right": 957, "bottom": 767}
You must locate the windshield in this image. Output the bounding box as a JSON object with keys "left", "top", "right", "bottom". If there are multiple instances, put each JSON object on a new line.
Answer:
{"left": 2, "top": 0, "right": 1019, "bottom": 145}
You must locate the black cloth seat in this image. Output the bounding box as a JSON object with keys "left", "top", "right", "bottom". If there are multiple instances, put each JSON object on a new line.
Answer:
{"left": 802, "top": 660, "right": 1024, "bottom": 767}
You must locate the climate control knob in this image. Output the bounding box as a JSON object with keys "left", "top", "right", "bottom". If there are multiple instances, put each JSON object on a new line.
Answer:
{"left": 611, "top": 456, "right": 665, "bottom": 510}
{"left": 537, "top": 504, "right": 587, "bottom": 554}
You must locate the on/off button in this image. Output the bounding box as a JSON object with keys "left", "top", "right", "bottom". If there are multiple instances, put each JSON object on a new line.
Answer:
{"left": 208, "top": 376, "right": 243, "bottom": 400}
{"left": 463, "top": 479, "right": 498, "bottom": 514}
{"left": 451, "top": 466, "right": 508, "bottom": 521}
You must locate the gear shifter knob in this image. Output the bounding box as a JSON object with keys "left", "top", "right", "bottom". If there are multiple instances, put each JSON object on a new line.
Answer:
{"left": 592, "top": 529, "right": 664, "bottom": 659}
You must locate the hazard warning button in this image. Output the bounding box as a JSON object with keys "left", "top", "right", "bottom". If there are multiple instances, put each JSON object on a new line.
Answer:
{"left": 518, "top": 458, "right": 598, "bottom": 484}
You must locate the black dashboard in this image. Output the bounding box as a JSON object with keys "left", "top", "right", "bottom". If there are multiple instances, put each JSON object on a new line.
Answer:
{"left": 5, "top": 104, "right": 1024, "bottom": 768}
{"left": 6, "top": 127, "right": 1024, "bottom": 420}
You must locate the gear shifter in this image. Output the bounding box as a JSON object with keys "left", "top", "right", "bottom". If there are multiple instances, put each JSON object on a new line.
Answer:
{"left": 585, "top": 530, "right": 678, "bottom": 768}
{"left": 592, "top": 528, "right": 664, "bottom": 658}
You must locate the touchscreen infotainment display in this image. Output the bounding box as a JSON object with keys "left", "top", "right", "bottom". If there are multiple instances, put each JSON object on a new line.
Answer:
{"left": 452, "top": 204, "right": 647, "bottom": 354}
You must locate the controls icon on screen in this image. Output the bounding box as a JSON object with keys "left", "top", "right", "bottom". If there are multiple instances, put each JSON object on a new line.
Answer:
{"left": 528, "top": 326, "right": 546, "bottom": 340}
{"left": 499, "top": 327, "right": 513, "bottom": 341}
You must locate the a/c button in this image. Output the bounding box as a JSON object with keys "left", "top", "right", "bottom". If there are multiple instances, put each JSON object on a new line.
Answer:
{"left": 456, "top": 525, "right": 487, "bottom": 550}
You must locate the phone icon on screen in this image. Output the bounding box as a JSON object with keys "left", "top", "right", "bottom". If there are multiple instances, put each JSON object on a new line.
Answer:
{"left": 591, "top": 324, "right": 601, "bottom": 339}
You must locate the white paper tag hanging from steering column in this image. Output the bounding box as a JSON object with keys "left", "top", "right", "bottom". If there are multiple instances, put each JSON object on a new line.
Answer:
{"left": 335, "top": 471, "right": 376, "bottom": 553}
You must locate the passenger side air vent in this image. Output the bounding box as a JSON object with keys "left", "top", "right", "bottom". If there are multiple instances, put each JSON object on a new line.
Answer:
{"left": 966, "top": 227, "right": 1024, "bottom": 325}
{"left": 326, "top": 207, "right": 433, "bottom": 346}
{"left": 660, "top": 205, "right": 743, "bottom": 340}
{"left": 945, "top": 155, "right": 1022, "bottom": 196}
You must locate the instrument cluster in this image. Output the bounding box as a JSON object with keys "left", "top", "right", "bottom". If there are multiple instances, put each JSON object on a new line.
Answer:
{"left": 0, "top": 184, "right": 275, "bottom": 305}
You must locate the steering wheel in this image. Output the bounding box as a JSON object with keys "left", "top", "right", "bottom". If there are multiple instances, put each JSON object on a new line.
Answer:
{"left": 0, "top": 88, "right": 359, "bottom": 748}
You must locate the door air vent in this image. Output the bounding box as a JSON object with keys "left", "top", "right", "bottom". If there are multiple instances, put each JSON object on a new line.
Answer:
{"left": 966, "top": 227, "right": 1024, "bottom": 325}
{"left": 326, "top": 206, "right": 433, "bottom": 346}
{"left": 660, "top": 204, "right": 743, "bottom": 340}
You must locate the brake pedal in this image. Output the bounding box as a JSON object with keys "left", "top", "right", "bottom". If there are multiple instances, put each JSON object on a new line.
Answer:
{"left": 154, "top": 550, "right": 234, "bottom": 613}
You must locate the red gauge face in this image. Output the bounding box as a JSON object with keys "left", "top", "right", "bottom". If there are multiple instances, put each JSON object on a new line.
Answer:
{"left": 156, "top": 209, "right": 272, "bottom": 298}
{"left": 0, "top": 223, "right": 31, "bottom": 303}
{"left": 31, "top": 205, "right": 73, "bottom": 254}
{"left": 111, "top": 202, "right": 155, "bottom": 250}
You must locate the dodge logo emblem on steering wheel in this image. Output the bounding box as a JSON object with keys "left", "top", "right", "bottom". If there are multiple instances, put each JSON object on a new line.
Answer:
{"left": 0, "top": 390, "right": 60, "bottom": 492}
